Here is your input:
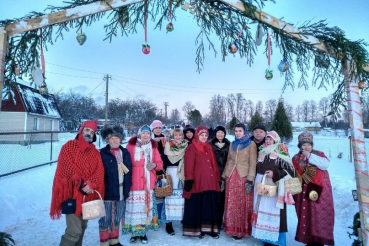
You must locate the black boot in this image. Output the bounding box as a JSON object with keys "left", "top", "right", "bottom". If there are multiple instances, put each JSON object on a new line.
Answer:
{"left": 166, "top": 222, "right": 175, "bottom": 235}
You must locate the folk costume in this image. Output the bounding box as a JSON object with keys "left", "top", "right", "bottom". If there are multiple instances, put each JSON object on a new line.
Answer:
{"left": 252, "top": 131, "right": 294, "bottom": 246}
{"left": 209, "top": 125, "right": 230, "bottom": 229}
{"left": 50, "top": 119, "right": 105, "bottom": 246}
{"left": 122, "top": 125, "right": 163, "bottom": 242}
{"left": 222, "top": 125, "right": 257, "bottom": 239}
{"left": 182, "top": 126, "right": 221, "bottom": 238}
{"left": 99, "top": 125, "right": 132, "bottom": 246}
{"left": 292, "top": 131, "right": 334, "bottom": 246}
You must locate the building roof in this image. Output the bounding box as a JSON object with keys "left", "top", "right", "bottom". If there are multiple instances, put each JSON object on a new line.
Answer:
{"left": 17, "top": 83, "right": 61, "bottom": 119}
{"left": 291, "top": 122, "right": 321, "bottom": 128}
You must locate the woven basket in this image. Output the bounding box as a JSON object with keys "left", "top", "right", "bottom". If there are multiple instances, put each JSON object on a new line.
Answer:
{"left": 256, "top": 174, "right": 277, "bottom": 197}
{"left": 155, "top": 173, "right": 173, "bottom": 198}
{"left": 284, "top": 170, "right": 302, "bottom": 195}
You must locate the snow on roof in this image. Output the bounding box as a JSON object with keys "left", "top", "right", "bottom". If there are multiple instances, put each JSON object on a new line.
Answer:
{"left": 291, "top": 122, "right": 321, "bottom": 128}
{"left": 17, "top": 83, "right": 61, "bottom": 119}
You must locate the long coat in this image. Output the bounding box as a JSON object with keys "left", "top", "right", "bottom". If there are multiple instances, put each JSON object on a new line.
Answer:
{"left": 182, "top": 143, "right": 221, "bottom": 199}
{"left": 222, "top": 141, "right": 257, "bottom": 181}
{"left": 126, "top": 137, "right": 163, "bottom": 190}
{"left": 100, "top": 145, "right": 132, "bottom": 201}
{"left": 210, "top": 137, "right": 231, "bottom": 176}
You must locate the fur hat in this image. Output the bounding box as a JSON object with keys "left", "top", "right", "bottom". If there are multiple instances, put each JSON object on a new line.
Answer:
{"left": 183, "top": 125, "right": 195, "bottom": 134}
{"left": 138, "top": 125, "right": 151, "bottom": 136}
{"left": 150, "top": 120, "right": 163, "bottom": 130}
{"left": 253, "top": 124, "right": 267, "bottom": 133}
{"left": 298, "top": 131, "right": 313, "bottom": 148}
{"left": 100, "top": 125, "right": 124, "bottom": 142}
{"left": 215, "top": 125, "right": 226, "bottom": 137}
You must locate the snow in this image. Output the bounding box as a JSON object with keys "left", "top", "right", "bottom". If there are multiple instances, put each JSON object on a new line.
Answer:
{"left": 0, "top": 132, "right": 367, "bottom": 245}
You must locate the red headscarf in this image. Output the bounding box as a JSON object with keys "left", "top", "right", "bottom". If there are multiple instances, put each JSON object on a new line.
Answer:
{"left": 192, "top": 125, "right": 217, "bottom": 169}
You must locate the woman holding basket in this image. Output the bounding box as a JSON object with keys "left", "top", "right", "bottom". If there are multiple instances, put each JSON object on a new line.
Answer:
{"left": 252, "top": 131, "right": 294, "bottom": 246}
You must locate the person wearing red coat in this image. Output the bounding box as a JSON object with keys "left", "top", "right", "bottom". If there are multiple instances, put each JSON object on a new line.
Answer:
{"left": 50, "top": 119, "right": 105, "bottom": 246}
{"left": 182, "top": 125, "right": 221, "bottom": 239}
{"left": 121, "top": 125, "right": 163, "bottom": 244}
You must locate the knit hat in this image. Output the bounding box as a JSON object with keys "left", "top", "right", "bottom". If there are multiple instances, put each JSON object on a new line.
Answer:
{"left": 100, "top": 124, "right": 124, "bottom": 142}
{"left": 137, "top": 125, "right": 151, "bottom": 136}
{"left": 253, "top": 124, "right": 267, "bottom": 133}
{"left": 195, "top": 125, "right": 209, "bottom": 138}
{"left": 266, "top": 131, "right": 281, "bottom": 144}
{"left": 77, "top": 119, "right": 98, "bottom": 135}
{"left": 215, "top": 125, "right": 227, "bottom": 137}
{"left": 150, "top": 120, "right": 163, "bottom": 130}
{"left": 298, "top": 131, "right": 313, "bottom": 148}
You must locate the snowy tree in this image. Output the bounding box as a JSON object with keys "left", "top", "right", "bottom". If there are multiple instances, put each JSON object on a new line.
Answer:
{"left": 248, "top": 111, "right": 265, "bottom": 132}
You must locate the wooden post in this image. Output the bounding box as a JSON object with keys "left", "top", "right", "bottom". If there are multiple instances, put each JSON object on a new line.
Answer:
{"left": 0, "top": 27, "right": 7, "bottom": 111}
{"left": 342, "top": 58, "right": 369, "bottom": 246}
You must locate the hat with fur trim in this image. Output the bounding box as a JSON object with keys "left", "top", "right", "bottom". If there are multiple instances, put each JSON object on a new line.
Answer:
{"left": 150, "top": 120, "right": 163, "bottom": 130}
{"left": 298, "top": 131, "right": 313, "bottom": 148}
{"left": 100, "top": 125, "right": 124, "bottom": 142}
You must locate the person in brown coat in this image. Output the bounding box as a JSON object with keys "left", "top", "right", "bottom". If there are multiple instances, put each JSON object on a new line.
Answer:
{"left": 182, "top": 125, "right": 221, "bottom": 239}
{"left": 222, "top": 123, "right": 257, "bottom": 241}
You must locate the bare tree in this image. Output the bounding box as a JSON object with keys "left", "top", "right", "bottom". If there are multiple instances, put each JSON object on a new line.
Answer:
{"left": 309, "top": 100, "right": 318, "bottom": 122}
{"left": 285, "top": 102, "right": 294, "bottom": 121}
{"left": 235, "top": 93, "right": 245, "bottom": 119}
{"left": 169, "top": 108, "right": 181, "bottom": 124}
{"left": 263, "top": 99, "right": 277, "bottom": 124}
{"left": 182, "top": 101, "right": 195, "bottom": 119}
{"left": 256, "top": 101, "right": 263, "bottom": 114}
{"left": 319, "top": 97, "right": 330, "bottom": 127}
{"left": 209, "top": 94, "right": 226, "bottom": 125}
{"left": 294, "top": 105, "right": 303, "bottom": 122}
{"left": 226, "top": 94, "right": 236, "bottom": 118}
{"left": 301, "top": 100, "right": 310, "bottom": 122}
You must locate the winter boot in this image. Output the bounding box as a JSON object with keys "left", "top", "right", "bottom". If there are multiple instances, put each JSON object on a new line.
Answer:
{"left": 166, "top": 222, "right": 175, "bottom": 235}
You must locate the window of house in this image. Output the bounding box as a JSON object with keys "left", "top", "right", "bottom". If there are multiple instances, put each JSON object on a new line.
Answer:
{"left": 33, "top": 118, "right": 38, "bottom": 130}
{"left": 49, "top": 120, "right": 53, "bottom": 131}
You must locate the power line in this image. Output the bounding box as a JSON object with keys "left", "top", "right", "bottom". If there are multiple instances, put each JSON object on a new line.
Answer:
{"left": 109, "top": 81, "right": 134, "bottom": 97}
{"left": 47, "top": 71, "right": 101, "bottom": 80}
{"left": 87, "top": 81, "right": 104, "bottom": 96}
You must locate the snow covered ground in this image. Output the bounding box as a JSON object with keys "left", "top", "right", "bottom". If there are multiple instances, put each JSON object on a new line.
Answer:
{"left": 0, "top": 132, "right": 366, "bottom": 246}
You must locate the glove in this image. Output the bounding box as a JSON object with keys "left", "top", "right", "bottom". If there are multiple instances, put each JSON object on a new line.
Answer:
{"left": 184, "top": 180, "right": 194, "bottom": 192}
{"left": 245, "top": 180, "right": 254, "bottom": 194}
{"left": 146, "top": 162, "right": 156, "bottom": 171}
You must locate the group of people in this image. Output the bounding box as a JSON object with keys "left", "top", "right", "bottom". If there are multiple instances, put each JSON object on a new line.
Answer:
{"left": 50, "top": 119, "right": 335, "bottom": 246}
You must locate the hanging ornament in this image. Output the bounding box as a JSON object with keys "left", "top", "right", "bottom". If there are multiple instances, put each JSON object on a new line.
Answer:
{"left": 265, "top": 33, "right": 274, "bottom": 80}
{"left": 278, "top": 59, "right": 289, "bottom": 72}
{"left": 76, "top": 29, "right": 87, "bottom": 45}
{"left": 255, "top": 23, "right": 264, "bottom": 46}
{"left": 265, "top": 69, "right": 273, "bottom": 80}
{"left": 358, "top": 79, "right": 366, "bottom": 89}
{"left": 142, "top": 44, "right": 151, "bottom": 55}
{"left": 228, "top": 24, "right": 247, "bottom": 54}
{"left": 39, "top": 81, "right": 48, "bottom": 95}
{"left": 228, "top": 42, "right": 238, "bottom": 54}
{"left": 166, "top": 22, "right": 174, "bottom": 32}
{"left": 363, "top": 63, "right": 369, "bottom": 73}
{"left": 142, "top": 1, "right": 150, "bottom": 55}
{"left": 166, "top": 0, "right": 174, "bottom": 32}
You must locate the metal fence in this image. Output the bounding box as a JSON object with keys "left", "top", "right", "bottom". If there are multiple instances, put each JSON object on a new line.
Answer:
{"left": 0, "top": 130, "right": 133, "bottom": 178}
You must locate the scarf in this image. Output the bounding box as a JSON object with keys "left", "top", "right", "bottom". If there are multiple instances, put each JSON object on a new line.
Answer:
{"left": 192, "top": 126, "right": 217, "bottom": 170}
{"left": 134, "top": 139, "right": 152, "bottom": 206}
{"left": 110, "top": 148, "right": 129, "bottom": 175}
{"left": 164, "top": 138, "right": 188, "bottom": 180}
{"left": 232, "top": 133, "right": 252, "bottom": 151}
{"left": 258, "top": 143, "right": 294, "bottom": 170}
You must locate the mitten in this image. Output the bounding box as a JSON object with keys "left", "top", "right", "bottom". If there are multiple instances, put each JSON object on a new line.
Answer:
{"left": 245, "top": 180, "right": 254, "bottom": 194}
{"left": 184, "top": 180, "right": 194, "bottom": 192}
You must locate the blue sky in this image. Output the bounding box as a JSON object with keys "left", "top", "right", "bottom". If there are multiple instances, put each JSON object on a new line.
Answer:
{"left": 1, "top": 0, "right": 368, "bottom": 118}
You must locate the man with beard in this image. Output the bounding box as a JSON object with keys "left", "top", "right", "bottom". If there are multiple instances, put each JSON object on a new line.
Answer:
{"left": 50, "top": 119, "right": 105, "bottom": 246}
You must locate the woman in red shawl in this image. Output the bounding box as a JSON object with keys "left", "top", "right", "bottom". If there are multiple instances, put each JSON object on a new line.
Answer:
{"left": 292, "top": 131, "right": 334, "bottom": 246}
{"left": 182, "top": 125, "right": 221, "bottom": 239}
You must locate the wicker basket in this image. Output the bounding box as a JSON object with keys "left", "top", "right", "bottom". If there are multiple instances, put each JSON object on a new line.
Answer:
{"left": 155, "top": 173, "right": 173, "bottom": 198}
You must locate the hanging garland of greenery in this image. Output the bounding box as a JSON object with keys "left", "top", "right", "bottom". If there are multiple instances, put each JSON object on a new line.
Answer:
{"left": 0, "top": 0, "right": 368, "bottom": 117}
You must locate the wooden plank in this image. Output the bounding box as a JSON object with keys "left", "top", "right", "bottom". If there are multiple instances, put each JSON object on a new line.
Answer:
{"left": 0, "top": 27, "right": 7, "bottom": 111}
{"left": 219, "top": 0, "right": 340, "bottom": 60}
{"left": 5, "top": 0, "right": 147, "bottom": 36}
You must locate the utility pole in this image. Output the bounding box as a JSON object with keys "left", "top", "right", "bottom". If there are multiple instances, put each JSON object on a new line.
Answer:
{"left": 164, "top": 102, "right": 169, "bottom": 119}
{"left": 104, "top": 74, "right": 111, "bottom": 125}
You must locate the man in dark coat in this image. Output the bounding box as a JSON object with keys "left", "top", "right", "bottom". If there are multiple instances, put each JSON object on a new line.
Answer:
{"left": 250, "top": 124, "right": 266, "bottom": 152}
